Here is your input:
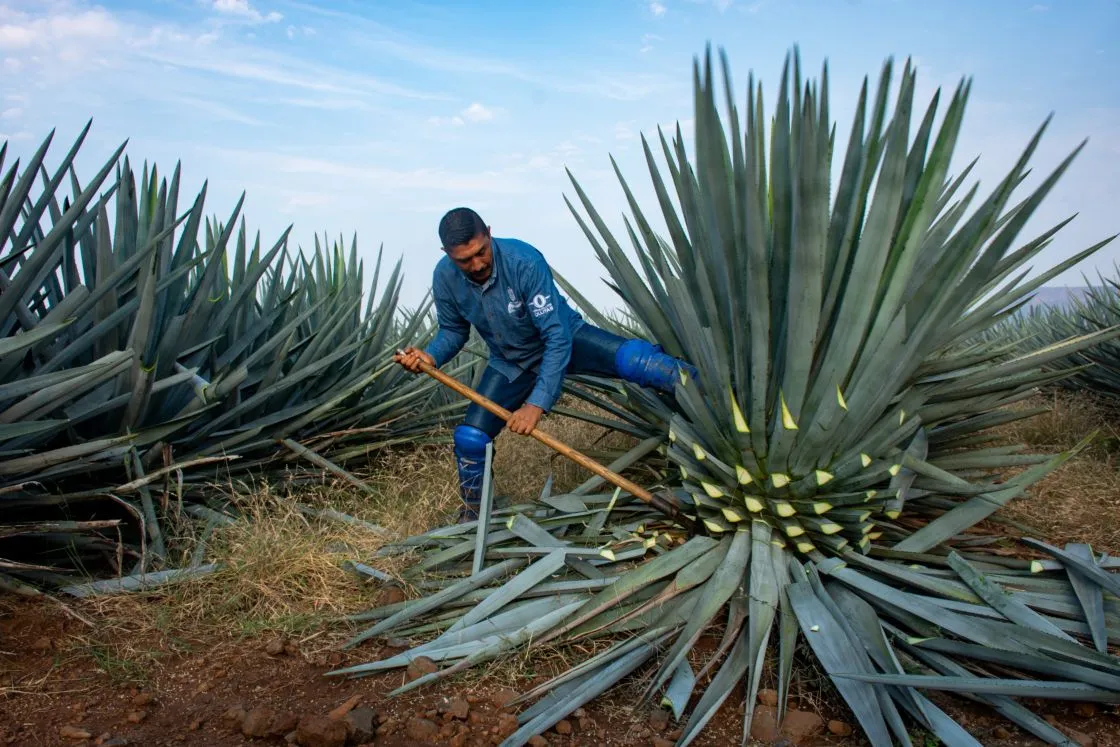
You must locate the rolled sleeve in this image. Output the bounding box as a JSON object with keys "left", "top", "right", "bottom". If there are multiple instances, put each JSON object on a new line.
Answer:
{"left": 423, "top": 272, "right": 469, "bottom": 367}
{"left": 522, "top": 259, "right": 573, "bottom": 412}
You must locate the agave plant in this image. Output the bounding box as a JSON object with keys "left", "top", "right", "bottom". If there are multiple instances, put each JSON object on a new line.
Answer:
{"left": 330, "top": 47, "right": 1120, "bottom": 746}
{"left": 987, "top": 265, "right": 1120, "bottom": 400}
{"left": 0, "top": 124, "right": 467, "bottom": 587}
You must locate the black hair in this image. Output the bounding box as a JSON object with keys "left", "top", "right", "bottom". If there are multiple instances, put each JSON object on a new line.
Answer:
{"left": 438, "top": 207, "right": 487, "bottom": 250}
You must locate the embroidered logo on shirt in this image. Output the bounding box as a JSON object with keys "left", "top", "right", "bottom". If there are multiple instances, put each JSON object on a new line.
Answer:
{"left": 506, "top": 287, "right": 523, "bottom": 315}
{"left": 529, "top": 293, "right": 554, "bottom": 317}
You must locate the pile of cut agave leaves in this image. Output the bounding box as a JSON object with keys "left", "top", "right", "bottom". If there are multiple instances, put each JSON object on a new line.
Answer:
{"left": 329, "top": 439, "right": 1120, "bottom": 747}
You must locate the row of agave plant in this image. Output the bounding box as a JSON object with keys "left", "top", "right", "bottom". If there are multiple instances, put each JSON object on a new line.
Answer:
{"left": 982, "top": 264, "right": 1120, "bottom": 402}
{"left": 328, "top": 47, "right": 1120, "bottom": 747}
{"left": 0, "top": 124, "right": 484, "bottom": 591}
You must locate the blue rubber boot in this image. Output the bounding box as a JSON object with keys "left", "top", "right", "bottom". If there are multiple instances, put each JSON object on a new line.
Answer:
{"left": 614, "top": 339, "right": 701, "bottom": 393}
{"left": 453, "top": 424, "right": 491, "bottom": 523}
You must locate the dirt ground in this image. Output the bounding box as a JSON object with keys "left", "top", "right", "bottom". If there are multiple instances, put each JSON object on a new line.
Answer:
{"left": 2, "top": 595, "right": 1118, "bottom": 747}
{"left": 3, "top": 393, "right": 1120, "bottom": 746}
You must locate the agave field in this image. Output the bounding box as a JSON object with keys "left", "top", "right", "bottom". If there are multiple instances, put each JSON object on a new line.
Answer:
{"left": 323, "top": 47, "right": 1120, "bottom": 747}
{"left": 986, "top": 265, "right": 1120, "bottom": 403}
{"left": 0, "top": 124, "right": 483, "bottom": 591}
{"left": 5, "top": 43, "right": 1120, "bottom": 747}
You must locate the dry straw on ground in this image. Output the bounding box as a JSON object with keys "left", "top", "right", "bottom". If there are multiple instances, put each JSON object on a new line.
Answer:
{"left": 64, "top": 396, "right": 622, "bottom": 652}
{"left": 996, "top": 392, "right": 1120, "bottom": 553}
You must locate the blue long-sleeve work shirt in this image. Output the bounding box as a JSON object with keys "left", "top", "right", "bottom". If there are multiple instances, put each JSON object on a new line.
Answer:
{"left": 423, "top": 237, "right": 585, "bottom": 412}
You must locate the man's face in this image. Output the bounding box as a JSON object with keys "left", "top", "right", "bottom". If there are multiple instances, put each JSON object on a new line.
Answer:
{"left": 446, "top": 230, "right": 493, "bottom": 284}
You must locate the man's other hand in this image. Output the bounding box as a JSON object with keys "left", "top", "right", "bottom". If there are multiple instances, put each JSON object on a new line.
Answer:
{"left": 507, "top": 404, "right": 544, "bottom": 435}
{"left": 395, "top": 347, "right": 435, "bottom": 373}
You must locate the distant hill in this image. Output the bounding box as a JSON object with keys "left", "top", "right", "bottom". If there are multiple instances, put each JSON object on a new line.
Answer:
{"left": 1021, "top": 286, "right": 1092, "bottom": 310}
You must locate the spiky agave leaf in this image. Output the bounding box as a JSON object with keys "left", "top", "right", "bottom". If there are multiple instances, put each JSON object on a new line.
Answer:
{"left": 0, "top": 126, "right": 467, "bottom": 585}
{"left": 329, "top": 46, "right": 1120, "bottom": 747}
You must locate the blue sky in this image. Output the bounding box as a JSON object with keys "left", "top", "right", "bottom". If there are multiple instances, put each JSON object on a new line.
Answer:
{"left": 2, "top": 0, "right": 1118, "bottom": 313}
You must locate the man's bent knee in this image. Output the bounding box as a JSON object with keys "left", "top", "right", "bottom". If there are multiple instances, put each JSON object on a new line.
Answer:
{"left": 615, "top": 339, "right": 699, "bottom": 393}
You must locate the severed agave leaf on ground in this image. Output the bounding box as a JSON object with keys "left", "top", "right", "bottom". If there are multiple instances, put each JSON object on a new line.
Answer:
{"left": 329, "top": 43, "right": 1120, "bottom": 747}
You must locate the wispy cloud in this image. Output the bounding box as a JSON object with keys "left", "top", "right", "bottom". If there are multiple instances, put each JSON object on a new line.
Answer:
{"left": 208, "top": 0, "right": 283, "bottom": 25}
{"left": 268, "top": 96, "right": 373, "bottom": 111}
{"left": 3, "top": 2, "right": 447, "bottom": 105}
{"left": 429, "top": 102, "right": 498, "bottom": 127}
{"left": 169, "top": 96, "right": 269, "bottom": 127}
{"left": 0, "top": 4, "right": 120, "bottom": 56}
{"left": 287, "top": 2, "right": 676, "bottom": 101}
{"left": 685, "top": 0, "right": 758, "bottom": 12}
{"left": 559, "top": 72, "right": 677, "bottom": 102}
{"left": 462, "top": 102, "right": 495, "bottom": 123}
{"left": 259, "top": 152, "right": 528, "bottom": 194}
{"left": 649, "top": 1, "right": 668, "bottom": 17}
{"left": 137, "top": 48, "right": 443, "bottom": 100}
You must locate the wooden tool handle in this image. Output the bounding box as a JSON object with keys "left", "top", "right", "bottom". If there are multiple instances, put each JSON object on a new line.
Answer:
{"left": 402, "top": 352, "right": 693, "bottom": 529}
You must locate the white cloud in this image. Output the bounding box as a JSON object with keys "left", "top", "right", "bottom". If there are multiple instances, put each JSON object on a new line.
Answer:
{"left": 462, "top": 102, "right": 494, "bottom": 122}
{"left": 282, "top": 191, "right": 332, "bottom": 211}
{"left": 614, "top": 122, "right": 636, "bottom": 141}
{"left": 430, "top": 102, "right": 498, "bottom": 127}
{"left": 1, "top": 107, "right": 23, "bottom": 120}
{"left": 209, "top": 0, "right": 283, "bottom": 24}
{"left": 429, "top": 114, "right": 465, "bottom": 127}
{"left": 686, "top": 0, "right": 759, "bottom": 11}
{"left": 0, "top": 6, "right": 120, "bottom": 51}
{"left": 649, "top": 1, "right": 667, "bottom": 17}
{"left": 1030, "top": 3, "right": 1049, "bottom": 11}
{"left": 286, "top": 24, "right": 315, "bottom": 40}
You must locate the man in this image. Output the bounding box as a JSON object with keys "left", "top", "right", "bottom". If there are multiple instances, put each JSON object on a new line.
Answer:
{"left": 395, "top": 207, "right": 697, "bottom": 522}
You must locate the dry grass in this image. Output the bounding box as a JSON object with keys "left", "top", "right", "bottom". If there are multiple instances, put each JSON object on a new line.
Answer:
{"left": 75, "top": 494, "right": 381, "bottom": 650}
{"left": 999, "top": 390, "right": 1120, "bottom": 454}
{"left": 993, "top": 391, "right": 1120, "bottom": 553}
{"left": 56, "top": 396, "right": 624, "bottom": 662}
